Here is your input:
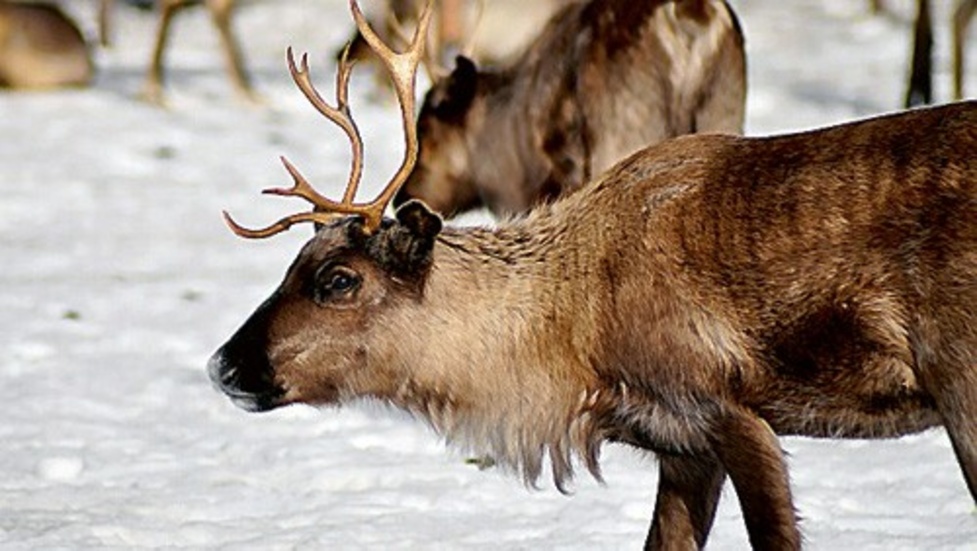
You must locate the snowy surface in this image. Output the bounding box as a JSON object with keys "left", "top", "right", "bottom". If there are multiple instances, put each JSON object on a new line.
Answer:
{"left": 2, "top": 0, "right": 977, "bottom": 549}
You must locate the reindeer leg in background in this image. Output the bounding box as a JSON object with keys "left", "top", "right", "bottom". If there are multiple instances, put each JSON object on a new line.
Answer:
{"left": 98, "top": 0, "right": 114, "bottom": 47}
{"left": 905, "top": 0, "right": 933, "bottom": 107}
{"left": 645, "top": 454, "right": 726, "bottom": 551}
{"left": 142, "top": 0, "right": 193, "bottom": 104}
{"left": 952, "top": 0, "right": 977, "bottom": 99}
{"left": 206, "top": 0, "right": 256, "bottom": 101}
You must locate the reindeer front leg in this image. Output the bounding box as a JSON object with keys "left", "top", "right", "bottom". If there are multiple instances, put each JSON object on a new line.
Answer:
{"left": 645, "top": 453, "right": 725, "bottom": 551}
{"left": 207, "top": 0, "right": 256, "bottom": 101}
{"left": 141, "top": 0, "right": 186, "bottom": 104}
{"left": 710, "top": 407, "right": 801, "bottom": 551}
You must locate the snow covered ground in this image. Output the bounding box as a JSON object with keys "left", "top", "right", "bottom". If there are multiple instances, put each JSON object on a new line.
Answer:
{"left": 2, "top": 0, "right": 976, "bottom": 549}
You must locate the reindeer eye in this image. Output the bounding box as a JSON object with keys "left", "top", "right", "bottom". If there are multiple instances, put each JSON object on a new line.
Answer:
{"left": 313, "top": 265, "right": 361, "bottom": 303}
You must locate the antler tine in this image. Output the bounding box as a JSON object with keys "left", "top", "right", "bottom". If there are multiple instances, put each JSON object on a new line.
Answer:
{"left": 350, "top": 0, "right": 434, "bottom": 229}
{"left": 383, "top": 3, "right": 448, "bottom": 82}
{"left": 270, "top": 155, "right": 357, "bottom": 210}
{"left": 222, "top": 209, "right": 340, "bottom": 240}
{"left": 286, "top": 46, "right": 364, "bottom": 205}
{"left": 221, "top": 153, "right": 376, "bottom": 240}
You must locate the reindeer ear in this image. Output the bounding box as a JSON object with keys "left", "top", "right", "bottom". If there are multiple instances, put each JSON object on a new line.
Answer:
{"left": 395, "top": 199, "right": 443, "bottom": 241}
{"left": 430, "top": 55, "right": 478, "bottom": 122}
{"left": 364, "top": 200, "right": 442, "bottom": 282}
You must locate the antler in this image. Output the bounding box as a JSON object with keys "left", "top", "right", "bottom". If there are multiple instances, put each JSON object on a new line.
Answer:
{"left": 384, "top": 4, "right": 449, "bottom": 82}
{"left": 223, "top": 0, "right": 434, "bottom": 239}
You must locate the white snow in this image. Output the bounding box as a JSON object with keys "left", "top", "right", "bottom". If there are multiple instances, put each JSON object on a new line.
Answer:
{"left": 2, "top": 0, "right": 976, "bottom": 549}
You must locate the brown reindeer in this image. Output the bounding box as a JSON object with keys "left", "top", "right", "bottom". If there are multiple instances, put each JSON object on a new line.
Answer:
{"left": 394, "top": 0, "right": 747, "bottom": 218}
{"left": 209, "top": 1, "right": 977, "bottom": 549}
{"left": 99, "top": 0, "right": 251, "bottom": 103}
{"left": 0, "top": 2, "right": 94, "bottom": 89}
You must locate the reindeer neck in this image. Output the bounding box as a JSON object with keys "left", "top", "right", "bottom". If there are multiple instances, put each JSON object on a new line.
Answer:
{"left": 380, "top": 216, "right": 611, "bottom": 488}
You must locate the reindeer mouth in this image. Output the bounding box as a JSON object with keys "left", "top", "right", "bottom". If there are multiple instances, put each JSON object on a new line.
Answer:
{"left": 207, "top": 352, "right": 284, "bottom": 413}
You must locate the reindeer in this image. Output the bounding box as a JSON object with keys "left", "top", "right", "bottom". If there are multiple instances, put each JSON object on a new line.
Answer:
{"left": 394, "top": 0, "right": 747, "bottom": 218}
{"left": 99, "top": 0, "right": 251, "bottom": 103}
{"left": 0, "top": 1, "right": 94, "bottom": 89}
{"left": 209, "top": 1, "right": 977, "bottom": 549}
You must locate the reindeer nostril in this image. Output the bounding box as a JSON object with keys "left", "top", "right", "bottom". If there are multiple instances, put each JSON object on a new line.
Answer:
{"left": 220, "top": 366, "right": 238, "bottom": 386}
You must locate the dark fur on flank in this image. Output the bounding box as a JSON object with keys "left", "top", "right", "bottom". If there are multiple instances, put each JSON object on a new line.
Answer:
{"left": 211, "top": 102, "right": 977, "bottom": 550}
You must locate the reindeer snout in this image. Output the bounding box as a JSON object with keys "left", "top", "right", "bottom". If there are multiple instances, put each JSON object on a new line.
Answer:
{"left": 207, "top": 298, "right": 284, "bottom": 413}
{"left": 207, "top": 348, "right": 282, "bottom": 413}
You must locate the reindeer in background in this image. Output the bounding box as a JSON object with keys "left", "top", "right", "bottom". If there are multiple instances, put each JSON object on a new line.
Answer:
{"left": 0, "top": 1, "right": 94, "bottom": 89}
{"left": 394, "top": 0, "right": 747, "bottom": 219}
{"left": 210, "top": 1, "right": 977, "bottom": 549}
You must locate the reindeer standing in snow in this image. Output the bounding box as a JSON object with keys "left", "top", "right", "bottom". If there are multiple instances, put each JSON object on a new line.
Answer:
{"left": 210, "top": 1, "right": 977, "bottom": 548}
